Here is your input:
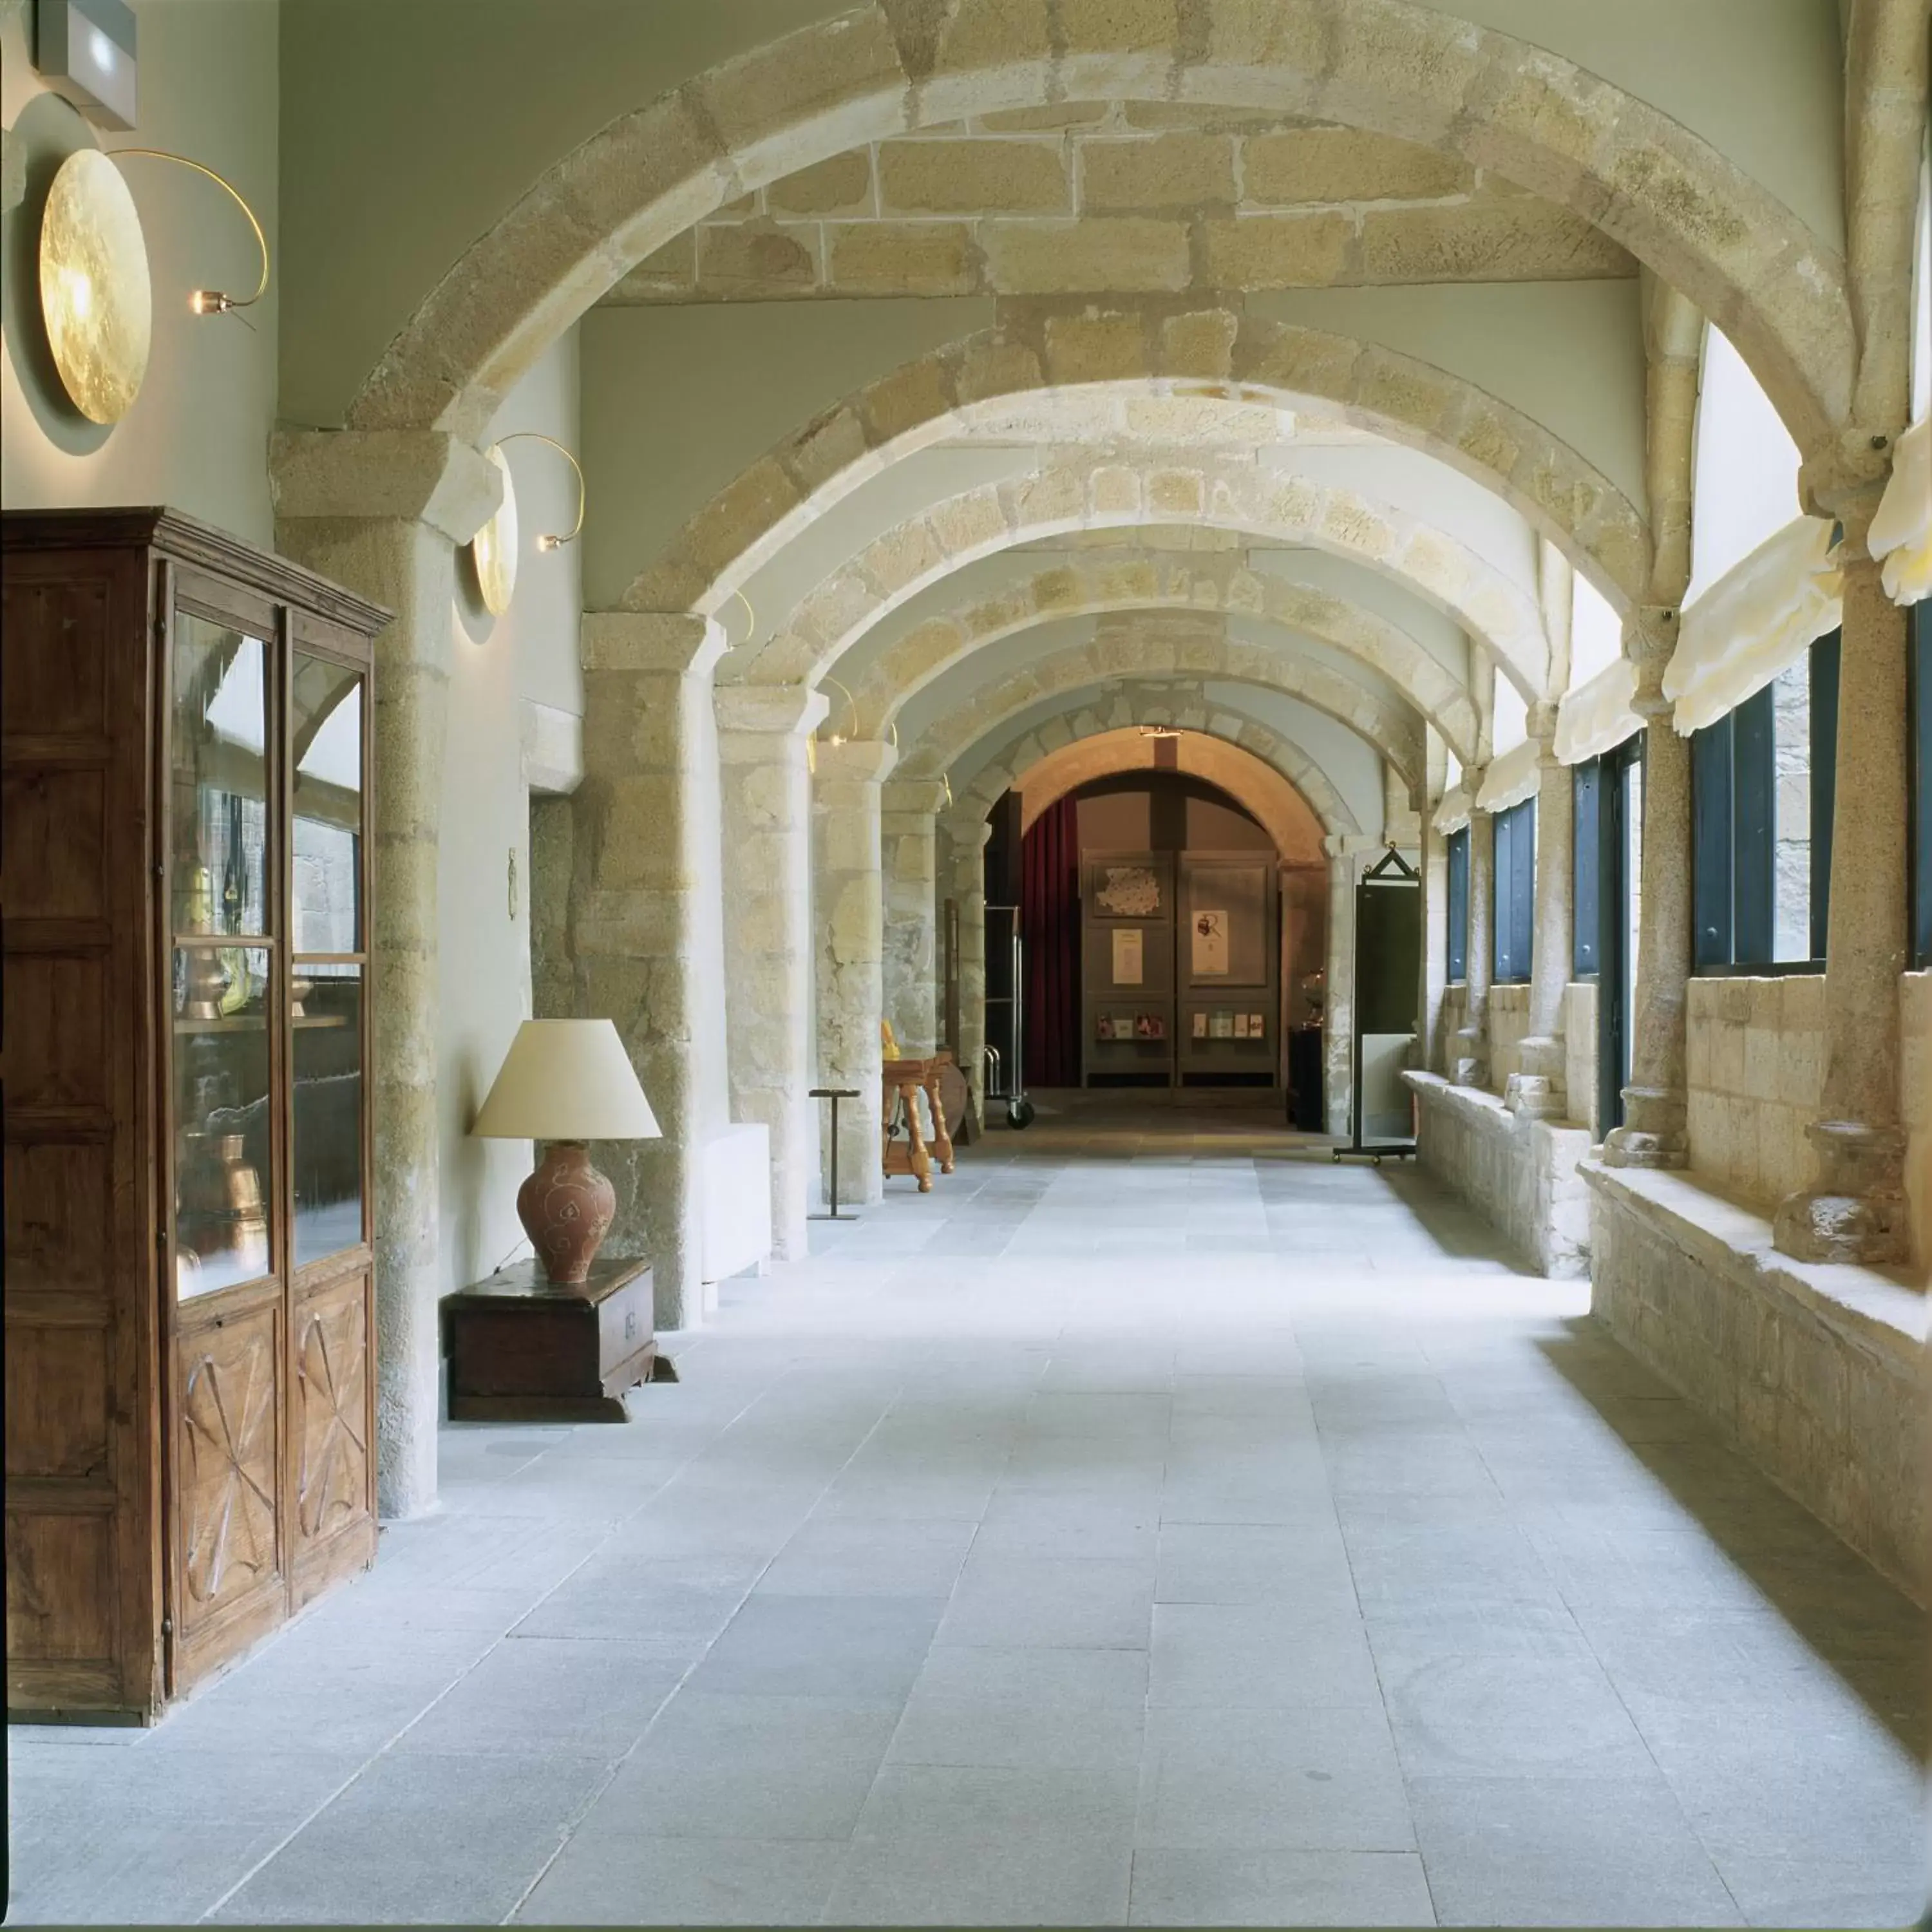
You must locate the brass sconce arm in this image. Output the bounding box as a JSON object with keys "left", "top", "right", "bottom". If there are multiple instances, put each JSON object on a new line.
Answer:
{"left": 108, "top": 148, "right": 269, "bottom": 315}
{"left": 495, "top": 432, "right": 585, "bottom": 550}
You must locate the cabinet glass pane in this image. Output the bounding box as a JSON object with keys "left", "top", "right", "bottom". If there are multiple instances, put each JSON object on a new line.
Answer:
{"left": 292, "top": 963, "right": 364, "bottom": 1267}
{"left": 174, "top": 945, "right": 273, "bottom": 1299}
{"left": 171, "top": 617, "right": 270, "bottom": 938}
{"left": 291, "top": 657, "right": 363, "bottom": 954}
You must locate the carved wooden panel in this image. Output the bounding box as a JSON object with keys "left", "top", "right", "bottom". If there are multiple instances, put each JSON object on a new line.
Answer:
{"left": 3, "top": 769, "right": 109, "bottom": 921}
{"left": 292, "top": 1277, "right": 370, "bottom": 1546}
{"left": 5, "top": 1325, "right": 110, "bottom": 1479}
{"left": 176, "top": 1306, "right": 281, "bottom": 1624}
{"left": 3, "top": 1140, "right": 113, "bottom": 1295}
{"left": 0, "top": 578, "right": 110, "bottom": 737}
{"left": 6, "top": 954, "right": 110, "bottom": 1110}
{"left": 5, "top": 1511, "right": 115, "bottom": 1663}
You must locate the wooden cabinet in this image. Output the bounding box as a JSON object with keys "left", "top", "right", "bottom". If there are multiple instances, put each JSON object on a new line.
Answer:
{"left": 3, "top": 508, "right": 388, "bottom": 1722}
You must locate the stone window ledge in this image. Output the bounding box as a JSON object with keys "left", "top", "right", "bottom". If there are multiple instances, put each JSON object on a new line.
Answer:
{"left": 1580, "top": 1160, "right": 1929, "bottom": 1367}
{"left": 1403, "top": 1068, "right": 1585, "bottom": 1131}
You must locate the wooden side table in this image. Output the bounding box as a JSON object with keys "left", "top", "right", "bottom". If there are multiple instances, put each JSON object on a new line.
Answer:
{"left": 882, "top": 1051, "right": 958, "bottom": 1192}
{"left": 441, "top": 1256, "right": 658, "bottom": 1422}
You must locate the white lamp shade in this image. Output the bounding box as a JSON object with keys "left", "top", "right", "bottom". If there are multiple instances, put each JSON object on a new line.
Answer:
{"left": 471, "top": 1019, "right": 661, "bottom": 1141}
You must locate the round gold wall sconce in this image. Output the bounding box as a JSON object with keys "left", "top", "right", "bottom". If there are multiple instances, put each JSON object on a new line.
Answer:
{"left": 466, "top": 433, "right": 585, "bottom": 617}
{"left": 471, "top": 446, "right": 520, "bottom": 616}
{"left": 37, "top": 144, "right": 270, "bottom": 426}
{"left": 38, "top": 146, "right": 150, "bottom": 424}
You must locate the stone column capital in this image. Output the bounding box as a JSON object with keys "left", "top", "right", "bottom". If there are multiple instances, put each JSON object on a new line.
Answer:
{"left": 715, "top": 681, "right": 829, "bottom": 737}
{"left": 1797, "top": 431, "right": 1896, "bottom": 536}
{"left": 883, "top": 778, "right": 950, "bottom": 816}
{"left": 1526, "top": 699, "right": 1561, "bottom": 748}
{"left": 944, "top": 813, "right": 994, "bottom": 852}
{"left": 1622, "top": 606, "right": 1681, "bottom": 715}
{"left": 270, "top": 429, "right": 502, "bottom": 545}
{"left": 584, "top": 612, "right": 726, "bottom": 677}
{"left": 816, "top": 737, "right": 898, "bottom": 785}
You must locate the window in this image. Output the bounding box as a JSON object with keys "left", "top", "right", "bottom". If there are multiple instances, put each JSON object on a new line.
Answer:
{"left": 1446, "top": 825, "right": 1470, "bottom": 982}
{"left": 1913, "top": 601, "right": 1931, "bottom": 969}
{"left": 1691, "top": 630, "right": 1839, "bottom": 972}
{"left": 1492, "top": 797, "right": 1535, "bottom": 983}
{"left": 1573, "top": 759, "right": 1602, "bottom": 976}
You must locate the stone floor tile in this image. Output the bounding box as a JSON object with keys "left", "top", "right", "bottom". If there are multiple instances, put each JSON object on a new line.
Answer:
{"left": 754, "top": 1516, "right": 977, "bottom": 1598}
{"left": 1127, "top": 1848, "right": 1438, "bottom": 1926}
{"left": 887, "top": 1694, "right": 1146, "bottom": 1771}
{"left": 1149, "top": 1601, "right": 1384, "bottom": 1707}
{"left": 515, "top": 1834, "right": 849, "bottom": 1925}
{"left": 936, "top": 1555, "right": 1155, "bottom": 1649}
{"left": 909, "top": 1642, "right": 1151, "bottom": 1709}
{"left": 820, "top": 1832, "right": 1135, "bottom": 1926}
{"left": 855, "top": 1763, "right": 1139, "bottom": 1844}
{"left": 1404, "top": 1773, "right": 1743, "bottom": 1926}
{"left": 683, "top": 1593, "right": 944, "bottom": 1700}
{"left": 208, "top": 1748, "right": 612, "bottom": 1924}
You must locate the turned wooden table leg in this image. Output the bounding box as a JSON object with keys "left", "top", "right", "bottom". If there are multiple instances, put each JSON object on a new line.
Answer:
{"left": 926, "top": 1072, "right": 955, "bottom": 1173}
{"left": 902, "top": 1079, "right": 934, "bottom": 1190}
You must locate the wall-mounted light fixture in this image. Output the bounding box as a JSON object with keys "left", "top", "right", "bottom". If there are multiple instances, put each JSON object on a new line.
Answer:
{"left": 37, "top": 142, "right": 269, "bottom": 424}
{"left": 468, "top": 432, "right": 586, "bottom": 617}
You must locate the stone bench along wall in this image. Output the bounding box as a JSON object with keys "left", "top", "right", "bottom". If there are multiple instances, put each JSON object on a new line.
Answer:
{"left": 1405, "top": 1071, "right": 1593, "bottom": 1276}
{"left": 1584, "top": 1160, "right": 1928, "bottom": 1603}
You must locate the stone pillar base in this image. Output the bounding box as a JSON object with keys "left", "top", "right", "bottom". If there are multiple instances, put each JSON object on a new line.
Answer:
{"left": 1601, "top": 1085, "right": 1687, "bottom": 1169}
{"left": 1452, "top": 1025, "right": 1487, "bottom": 1088}
{"left": 1772, "top": 1121, "right": 1911, "bottom": 1266}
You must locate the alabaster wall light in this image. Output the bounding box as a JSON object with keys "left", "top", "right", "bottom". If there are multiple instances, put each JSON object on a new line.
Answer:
{"left": 37, "top": 142, "right": 269, "bottom": 426}
{"left": 467, "top": 432, "right": 585, "bottom": 617}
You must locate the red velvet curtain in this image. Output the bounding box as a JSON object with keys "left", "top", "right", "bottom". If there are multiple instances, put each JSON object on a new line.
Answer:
{"left": 1022, "top": 796, "right": 1082, "bottom": 1087}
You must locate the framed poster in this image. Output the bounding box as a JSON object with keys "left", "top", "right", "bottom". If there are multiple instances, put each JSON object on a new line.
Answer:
{"left": 1095, "top": 864, "right": 1161, "bottom": 917}
{"left": 1112, "top": 926, "right": 1144, "bottom": 986}
{"left": 1192, "top": 909, "right": 1229, "bottom": 976}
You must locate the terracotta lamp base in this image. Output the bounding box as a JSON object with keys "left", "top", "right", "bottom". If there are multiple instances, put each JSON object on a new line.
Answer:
{"left": 516, "top": 1141, "right": 617, "bottom": 1285}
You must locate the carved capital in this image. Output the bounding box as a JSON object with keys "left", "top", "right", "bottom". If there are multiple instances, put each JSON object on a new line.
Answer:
{"left": 1622, "top": 605, "right": 1680, "bottom": 715}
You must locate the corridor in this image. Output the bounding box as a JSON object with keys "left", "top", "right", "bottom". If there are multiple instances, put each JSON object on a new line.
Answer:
{"left": 8, "top": 1104, "right": 1925, "bottom": 1928}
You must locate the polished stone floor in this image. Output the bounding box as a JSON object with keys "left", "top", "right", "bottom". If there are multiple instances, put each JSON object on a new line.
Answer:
{"left": 8, "top": 1100, "right": 1927, "bottom": 1926}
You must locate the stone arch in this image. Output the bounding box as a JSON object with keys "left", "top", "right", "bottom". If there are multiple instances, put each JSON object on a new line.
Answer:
{"left": 346, "top": 1, "right": 1853, "bottom": 454}
{"left": 848, "top": 551, "right": 1479, "bottom": 762}
{"left": 1014, "top": 729, "right": 1328, "bottom": 867}
{"left": 896, "top": 622, "right": 1425, "bottom": 791}
{"left": 942, "top": 688, "right": 1362, "bottom": 843}
{"left": 737, "top": 456, "right": 1551, "bottom": 698}
{"left": 625, "top": 330, "right": 1649, "bottom": 620}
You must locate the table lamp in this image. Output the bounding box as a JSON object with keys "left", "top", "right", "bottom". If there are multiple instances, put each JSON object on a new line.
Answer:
{"left": 471, "top": 1018, "right": 660, "bottom": 1284}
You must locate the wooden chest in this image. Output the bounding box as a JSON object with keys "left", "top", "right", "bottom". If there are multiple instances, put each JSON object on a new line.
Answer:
{"left": 441, "top": 1257, "right": 656, "bottom": 1422}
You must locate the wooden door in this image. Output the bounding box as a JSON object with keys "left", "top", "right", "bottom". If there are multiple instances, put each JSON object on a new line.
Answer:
{"left": 2, "top": 544, "right": 164, "bottom": 1719}
{"left": 160, "top": 572, "right": 290, "bottom": 1696}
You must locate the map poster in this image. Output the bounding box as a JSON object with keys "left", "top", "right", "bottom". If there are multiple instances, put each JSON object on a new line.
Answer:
{"left": 1192, "top": 909, "right": 1229, "bottom": 976}
{"left": 1112, "top": 925, "right": 1144, "bottom": 986}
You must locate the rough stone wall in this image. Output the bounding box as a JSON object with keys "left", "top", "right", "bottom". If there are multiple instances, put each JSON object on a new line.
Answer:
{"left": 605, "top": 113, "right": 1633, "bottom": 304}
{"left": 1584, "top": 1161, "right": 1927, "bottom": 1602}
{"left": 1487, "top": 981, "right": 1531, "bottom": 1090}
{"left": 1406, "top": 1072, "right": 1592, "bottom": 1276}
{"left": 1564, "top": 980, "right": 1599, "bottom": 1139}
{"left": 1685, "top": 975, "right": 1826, "bottom": 1209}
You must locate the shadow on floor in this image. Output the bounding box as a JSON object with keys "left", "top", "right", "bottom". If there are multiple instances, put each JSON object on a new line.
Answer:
{"left": 1539, "top": 1315, "right": 1929, "bottom": 1761}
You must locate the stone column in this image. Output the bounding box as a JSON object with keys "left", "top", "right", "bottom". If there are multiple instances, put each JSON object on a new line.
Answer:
{"left": 1774, "top": 483, "right": 1911, "bottom": 1262}
{"left": 1509, "top": 706, "right": 1573, "bottom": 1119}
{"left": 1418, "top": 799, "right": 1448, "bottom": 1075}
{"left": 271, "top": 428, "right": 500, "bottom": 1520}
{"left": 943, "top": 811, "right": 994, "bottom": 1124}
{"left": 569, "top": 613, "right": 729, "bottom": 1323}
{"left": 882, "top": 779, "right": 947, "bottom": 1052}
{"left": 1604, "top": 611, "right": 1692, "bottom": 1168}
{"left": 815, "top": 739, "right": 896, "bottom": 1206}
{"left": 717, "top": 683, "right": 828, "bottom": 1264}
{"left": 1322, "top": 837, "right": 1358, "bottom": 1138}
{"left": 1455, "top": 777, "right": 1493, "bottom": 1088}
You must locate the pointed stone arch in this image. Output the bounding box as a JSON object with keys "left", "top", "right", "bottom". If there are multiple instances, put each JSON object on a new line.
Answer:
{"left": 346, "top": 0, "right": 1854, "bottom": 453}
{"left": 846, "top": 551, "right": 1479, "bottom": 764}
{"left": 623, "top": 327, "right": 1649, "bottom": 620}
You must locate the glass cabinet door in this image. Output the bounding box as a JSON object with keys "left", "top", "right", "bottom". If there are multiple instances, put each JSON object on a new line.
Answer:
{"left": 289, "top": 655, "right": 368, "bottom": 1268}
{"left": 170, "top": 609, "right": 277, "bottom": 1298}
